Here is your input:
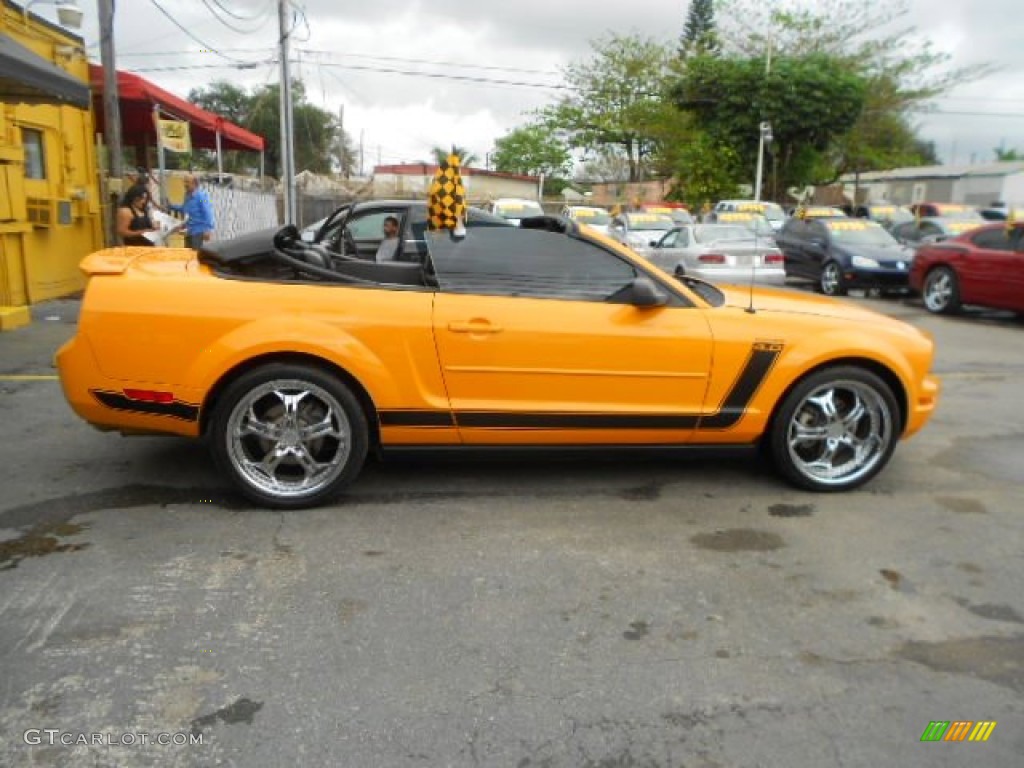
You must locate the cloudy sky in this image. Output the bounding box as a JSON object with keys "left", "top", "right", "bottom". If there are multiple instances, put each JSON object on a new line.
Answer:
{"left": 55, "top": 0, "right": 1024, "bottom": 173}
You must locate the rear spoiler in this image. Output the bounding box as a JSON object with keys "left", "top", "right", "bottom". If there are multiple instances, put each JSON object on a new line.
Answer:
{"left": 79, "top": 247, "right": 156, "bottom": 276}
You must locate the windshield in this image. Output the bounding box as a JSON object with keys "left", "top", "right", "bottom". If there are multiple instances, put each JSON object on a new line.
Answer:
{"left": 695, "top": 225, "right": 752, "bottom": 243}
{"left": 872, "top": 207, "right": 913, "bottom": 224}
{"left": 935, "top": 204, "right": 982, "bottom": 220}
{"left": 826, "top": 220, "right": 899, "bottom": 246}
{"left": 626, "top": 213, "right": 674, "bottom": 231}
{"left": 570, "top": 208, "right": 611, "bottom": 225}
{"left": 495, "top": 201, "right": 544, "bottom": 219}
{"left": 943, "top": 220, "right": 981, "bottom": 234}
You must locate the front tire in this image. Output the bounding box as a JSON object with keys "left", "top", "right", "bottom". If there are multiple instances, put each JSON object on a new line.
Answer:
{"left": 820, "top": 261, "right": 847, "bottom": 296}
{"left": 922, "top": 266, "right": 961, "bottom": 314}
{"left": 769, "top": 367, "right": 899, "bottom": 492}
{"left": 210, "top": 363, "right": 369, "bottom": 508}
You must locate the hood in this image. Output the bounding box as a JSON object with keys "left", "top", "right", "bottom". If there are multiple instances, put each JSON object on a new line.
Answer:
{"left": 717, "top": 284, "right": 906, "bottom": 324}
{"left": 836, "top": 242, "right": 914, "bottom": 264}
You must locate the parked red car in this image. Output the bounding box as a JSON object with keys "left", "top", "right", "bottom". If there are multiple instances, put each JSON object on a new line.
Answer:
{"left": 909, "top": 222, "right": 1024, "bottom": 314}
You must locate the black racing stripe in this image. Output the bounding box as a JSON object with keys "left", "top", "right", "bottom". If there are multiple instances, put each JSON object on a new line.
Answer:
{"left": 92, "top": 390, "right": 199, "bottom": 422}
{"left": 455, "top": 412, "right": 700, "bottom": 429}
{"left": 379, "top": 410, "right": 456, "bottom": 427}
{"left": 383, "top": 342, "right": 782, "bottom": 432}
{"left": 699, "top": 343, "right": 782, "bottom": 429}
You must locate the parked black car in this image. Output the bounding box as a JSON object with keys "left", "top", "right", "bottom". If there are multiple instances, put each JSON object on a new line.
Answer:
{"left": 775, "top": 217, "right": 915, "bottom": 296}
{"left": 308, "top": 200, "right": 512, "bottom": 262}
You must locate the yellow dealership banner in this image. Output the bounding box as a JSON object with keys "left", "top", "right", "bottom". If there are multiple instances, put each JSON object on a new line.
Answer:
{"left": 157, "top": 119, "right": 191, "bottom": 153}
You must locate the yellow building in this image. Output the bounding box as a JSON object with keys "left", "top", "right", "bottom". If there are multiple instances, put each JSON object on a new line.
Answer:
{"left": 1, "top": 1, "right": 102, "bottom": 330}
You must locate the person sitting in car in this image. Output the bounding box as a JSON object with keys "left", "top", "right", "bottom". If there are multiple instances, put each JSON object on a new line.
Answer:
{"left": 375, "top": 216, "right": 400, "bottom": 262}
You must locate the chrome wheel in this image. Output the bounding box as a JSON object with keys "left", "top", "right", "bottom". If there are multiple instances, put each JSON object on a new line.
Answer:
{"left": 771, "top": 367, "right": 898, "bottom": 491}
{"left": 211, "top": 364, "right": 368, "bottom": 508}
{"left": 922, "top": 266, "right": 960, "bottom": 314}
{"left": 820, "top": 262, "right": 845, "bottom": 296}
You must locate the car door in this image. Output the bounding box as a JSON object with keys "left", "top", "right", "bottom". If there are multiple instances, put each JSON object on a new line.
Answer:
{"left": 961, "top": 228, "right": 1022, "bottom": 309}
{"left": 645, "top": 228, "right": 689, "bottom": 273}
{"left": 428, "top": 228, "right": 714, "bottom": 445}
{"left": 804, "top": 220, "right": 831, "bottom": 278}
{"left": 776, "top": 219, "right": 809, "bottom": 277}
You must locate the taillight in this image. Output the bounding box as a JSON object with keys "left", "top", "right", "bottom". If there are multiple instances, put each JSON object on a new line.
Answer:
{"left": 699, "top": 253, "right": 726, "bottom": 264}
{"left": 765, "top": 252, "right": 783, "bottom": 264}
{"left": 123, "top": 389, "right": 175, "bottom": 404}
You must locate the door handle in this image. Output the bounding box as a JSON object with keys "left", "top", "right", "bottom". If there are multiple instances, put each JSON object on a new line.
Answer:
{"left": 447, "top": 321, "right": 503, "bottom": 334}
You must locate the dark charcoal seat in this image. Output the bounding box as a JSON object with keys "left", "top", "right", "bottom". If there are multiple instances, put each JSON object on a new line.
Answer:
{"left": 331, "top": 259, "right": 425, "bottom": 286}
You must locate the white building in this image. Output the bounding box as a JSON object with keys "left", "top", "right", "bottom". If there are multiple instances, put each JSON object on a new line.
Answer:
{"left": 371, "top": 165, "right": 541, "bottom": 204}
{"left": 840, "top": 161, "right": 1024, "bottom": 207}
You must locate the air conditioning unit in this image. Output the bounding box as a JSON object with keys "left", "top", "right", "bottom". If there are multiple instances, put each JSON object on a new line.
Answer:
{"left": 25, "top": 198, "right": 73, "bottom": 227}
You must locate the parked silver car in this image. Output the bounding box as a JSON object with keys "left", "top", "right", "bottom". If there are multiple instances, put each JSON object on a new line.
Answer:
{"left": 486, "top": 198, "right": 545, "bottom": 225}
{"left": 644, "top": 224, "right": 786, "bottom": 285}
{"left": 561, "top": 205, "right": 612, "bottom": 235}
{"left": 608, "top": 212, "right": 675, "bottom": 253}
{"left": 713, "top": 200, "right": 787, "bottom": 231}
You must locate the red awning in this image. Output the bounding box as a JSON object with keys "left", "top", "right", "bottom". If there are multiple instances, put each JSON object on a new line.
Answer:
{"left": 89, "top": 65, "right": 264, "bottom": 153}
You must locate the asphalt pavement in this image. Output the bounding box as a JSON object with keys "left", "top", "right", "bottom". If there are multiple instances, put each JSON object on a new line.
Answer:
{"left": 1, "top": 291, "right": 1023, "bottom": 767}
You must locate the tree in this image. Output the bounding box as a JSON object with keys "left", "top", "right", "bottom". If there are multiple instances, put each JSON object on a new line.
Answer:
{"left": 430, "top": 145, "right": 479, "bottom": 167}
{"left": 667, "top": 132, "right": 743, "bottom": 207}
{"left": 540, "top": 34, "right": 671, "bottom": 182}
{"left": 491, "top": 124, "right": 571, "bottom": 178}
{"left": 995, "top": 147, "right": 1021, "bottom": 162}
{"left": 189, "top": 81, "right": 250, "bottom": 125}
{"left": 579, "top": 149, "right": 634, "bottom": 183}
{"left": 711, "top": 0, "right": 992, "bottom": 176}
{"left": 189, "top": 80, "right": 354, "bottom": 177}
{"left": 673, "top": 53, "right": 867, "bottom": 193}
{"left": 680, "top": 0, "right": 720, "bottom": 57}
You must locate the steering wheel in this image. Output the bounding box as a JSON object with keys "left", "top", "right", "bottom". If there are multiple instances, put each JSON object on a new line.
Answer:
{"left": 273, "top": 224, "right": 300, "bottom": 250}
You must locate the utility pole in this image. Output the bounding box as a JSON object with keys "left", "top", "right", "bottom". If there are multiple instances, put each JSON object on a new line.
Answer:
{"left": 338, "top": 104, "right": 346, "bottom": 177}
{"left": 753, "top": 38, "right": 772, "bottom": 202}
{"left": 97, "top": 0, "right": 123, "bottom": 244}
{"left": 278, "top": 0, "right": 297, "bottom": 225}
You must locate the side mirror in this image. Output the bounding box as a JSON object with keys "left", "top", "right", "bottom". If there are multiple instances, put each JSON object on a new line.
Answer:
{"left": 649, "top": 240, "right": 660, "bottom": 247}
{"left": 629, "top": 277, "right": 668, "bottom": 308}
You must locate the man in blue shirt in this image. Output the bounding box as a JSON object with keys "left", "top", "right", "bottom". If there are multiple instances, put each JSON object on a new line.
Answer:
{"left": 170, "top": 175, "right": 215, "bottom": 249}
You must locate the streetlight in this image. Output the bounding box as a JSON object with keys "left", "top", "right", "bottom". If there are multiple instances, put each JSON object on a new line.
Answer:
{"left": 754, "top": 120, "right": 772, "bottom": 202}
{"left": 22, "top": 0, "right": 83, "bottom": 29}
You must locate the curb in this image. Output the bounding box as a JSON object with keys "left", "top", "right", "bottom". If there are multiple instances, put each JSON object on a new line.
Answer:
{"left": 0, "top": 306, "right": 31, "bottom": 332}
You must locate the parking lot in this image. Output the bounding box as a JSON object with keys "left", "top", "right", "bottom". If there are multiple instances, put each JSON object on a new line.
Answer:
{"left": 1, "top": 288, "right": 1023, "bottom": 767}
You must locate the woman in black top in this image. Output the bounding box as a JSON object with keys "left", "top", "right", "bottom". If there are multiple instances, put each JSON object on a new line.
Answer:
{"left": 116, "top": 185, "right": 157, "bottom": 246}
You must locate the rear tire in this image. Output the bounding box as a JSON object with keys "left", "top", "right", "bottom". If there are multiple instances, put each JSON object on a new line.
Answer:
{"left": 210, "top": 363, "right": 369, "bottom": 509}
{"left": 769, "top": 366, "right": 899, "bottom": 492}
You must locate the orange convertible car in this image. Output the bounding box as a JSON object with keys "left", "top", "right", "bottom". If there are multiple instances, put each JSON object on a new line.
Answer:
{"left": 57, "top": 213, "right": 940, "bottom": 508}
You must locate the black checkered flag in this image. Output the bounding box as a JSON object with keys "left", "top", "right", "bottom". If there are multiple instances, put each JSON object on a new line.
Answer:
{"left": 428, "top": 153, "right": 467, "bottom": 233}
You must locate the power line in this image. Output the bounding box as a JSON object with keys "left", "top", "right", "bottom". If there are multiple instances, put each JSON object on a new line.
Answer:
{"left": 911, "top": 109, "right": 1024, "bottom": 118}
{"left": 297, "top": 49, "right": 561, "bottom": 77}
{"left": 199, "top": 0, "right": 274, "bottom": 35}
{"left": 208, "top": 0, "right": 275, "bottom": 22}
{"left": 146, "top": 0, "right": 266, "bottom": 66}
{"left": 312, "top": 61, "right": 567, "bottom": 91}
{"left": 114, "top": 47, "right": 276, "bottom": 58}
{"left": 133, "top": 59, "right": 567, "bottom": 90}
